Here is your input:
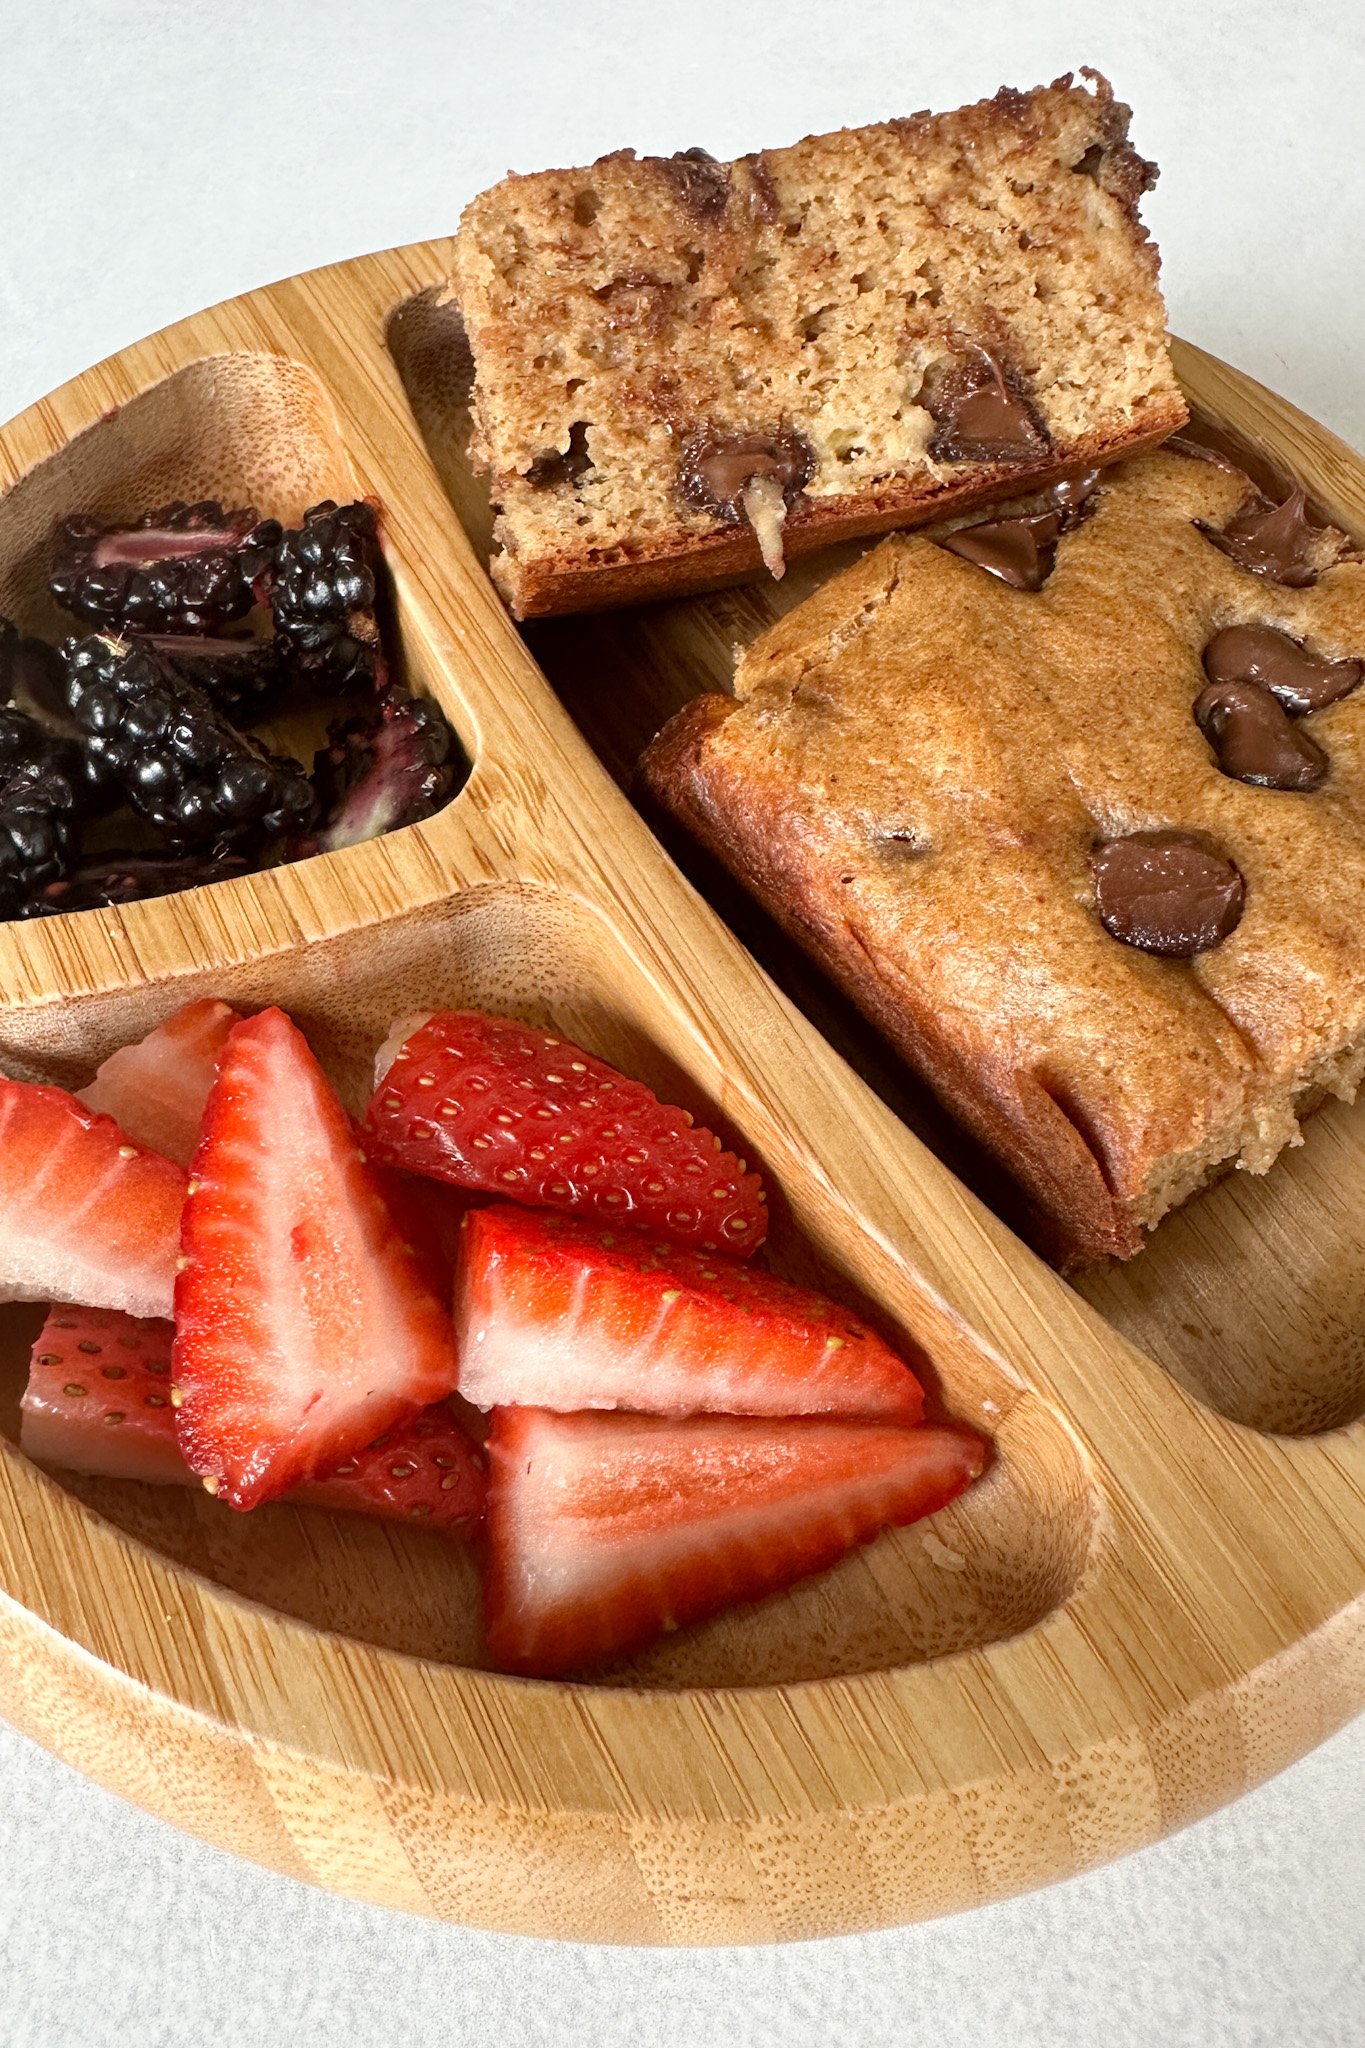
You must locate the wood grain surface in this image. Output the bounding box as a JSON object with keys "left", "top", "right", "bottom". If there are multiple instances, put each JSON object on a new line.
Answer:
{"left": 0, "top": 247, "right": 1360, "bottom": 1942}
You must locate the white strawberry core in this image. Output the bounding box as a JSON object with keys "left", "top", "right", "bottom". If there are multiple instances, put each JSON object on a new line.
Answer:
{"left": 374, "top": 1012, "right": 434, "bottom": 1089}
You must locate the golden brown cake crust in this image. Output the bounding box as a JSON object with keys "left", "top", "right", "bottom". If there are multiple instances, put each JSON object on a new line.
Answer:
{"left": 455, "top": 71, "right": 1188, "bottom": 619}
{"left": 647, "top": 693, "right": 1136, "bottom": 1264}
{"left": 642, "top": 450, "right": 1365, "bottom": 1267}
{"left": 503, "top": 411, "right": 1184, "bottom": 618}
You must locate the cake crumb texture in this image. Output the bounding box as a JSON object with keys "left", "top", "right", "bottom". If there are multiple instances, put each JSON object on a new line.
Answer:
{"left": 454, "top": 70, "right": 1187, "bottom": 615}
{"left": 642, "top": 449, "right": 1365, "bottom": 1265}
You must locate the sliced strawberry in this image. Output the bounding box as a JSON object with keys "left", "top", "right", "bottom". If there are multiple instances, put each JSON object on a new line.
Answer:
{"left": 173, "top": 1007, "right": 458, "bottom": 1509}
{"left": 0, "top": 1079, "right": 185, "bottom": 1319}
{"left": 78, "top": 997, "right": 238, "bottom": 1167}
{"left": 20, "top": 1305, "right": 185, "bottom": 1484}
{"left": 484, "top": 1406, "right": 986, "bottom": 1676}
{"left": 368, "top": 1161, "right": 471, "bottom": 1302}
{"left": 292, "top": 1405, "right": 485, "bottom": 1530}
{"left": 454, "top": 1204, "right": 924, "bottom": 1421}
{"left": 20, "top": 1304, "right": 485, "bottom": 1531}
{"left": 364, "top": 1010, "right": 768, "bottom": 1256}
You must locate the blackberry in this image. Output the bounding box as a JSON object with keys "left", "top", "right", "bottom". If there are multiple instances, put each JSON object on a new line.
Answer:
{"left": 60, "top": 634, "right": 315, "bottom": 853}
{"left": 2, "top": 615, "right": 122, "bottom": 813}
{"left": 266, "top": 499, "right": 387, "bottom": 695}
{"left": 51, "top": 500, "right": 280, "bottom": 636}
{"left": 0, "top": 705, "right": 83, "bottom": 917}
{"left": 30, "top": 849, "right": 250, "bottom": 916}
{"left": 313, "top": 686, "right": 459, "bottom": 849}
{"left": 146, "top": 633, "right": 288, "bottom": 722}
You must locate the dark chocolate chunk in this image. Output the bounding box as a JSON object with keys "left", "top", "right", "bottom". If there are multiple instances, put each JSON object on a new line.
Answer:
{"left": 1202, "top": 623, "right": 1363, "bottom": 716}
{"left": 939, "top": 471, "right": 1100, "bottom": 589}
{"left": 527, "top": 421, "right": 593, "bottom": 489}
{"left": 659, "top": 148, "right": 730, "bottom": 221}
{"left": 923, "top": 348, "right": 1050, "bottom": 464}
{"left": 1092, "top": 831, "right": 1245, "bottom": 957}
{"left": 1194, "top": 678, "right": 1328, "bottom": 791}
{"left": 941, "top": 512, "right": 1061, "bottom": 590}
{"left": 679, "top": 429, "right": 814, "bottom": 520}
{"left": 592, "top": 271, "right": 676, "bottom": 335}
{"left": 1199, "top": 488, "right": 1338, "bottom": 587}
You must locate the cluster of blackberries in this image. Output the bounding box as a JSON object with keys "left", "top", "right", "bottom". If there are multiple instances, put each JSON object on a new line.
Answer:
{"left": 0, "top": 498, "right": 461, "bottom": 919}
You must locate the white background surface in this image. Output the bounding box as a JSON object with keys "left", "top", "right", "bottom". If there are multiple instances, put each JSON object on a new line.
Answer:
{"left": 1, "top": 4, "right": 1363, "bottom": 2043}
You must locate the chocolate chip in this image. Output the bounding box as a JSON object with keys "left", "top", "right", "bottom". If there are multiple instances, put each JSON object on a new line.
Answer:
{"left": 659, "top": 148, "right": 730, "bottom": 221}
{"left": 1052, "top": 469, "right": 1102, "bottom": 519}
{"left": 942, "top": 512, "right": 1061, "bottom": 589}
{"left": 1199, "top": 488, "right": 1338, "bottom": 587}
{"left": 679, "top": 429, "right": 814, "bottom": 520}
{"left": 1202, "top": 623, "right": 1363, "bottom": 716}
{"left": 1194, "top": 678, "right": 1328, "bottom": 791}
{"left": 922, "top": 348, "right": 1050, "bottom": 464}
{"left": 939, "top": 471, "right": 1100, "bottom": 589}
{"left": 592, "top": 272, "right": 676, "bottom": 335}
{"left": 1092, "top": 831, "right": 1245, "bottom": 957}
{"left": 526, "top": 421, "right": 592, "bottom": 489}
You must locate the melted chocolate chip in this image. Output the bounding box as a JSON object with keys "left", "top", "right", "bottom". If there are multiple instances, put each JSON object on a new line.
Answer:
{"left": 939, "top": 471, "right": 1101, "bottom": 589}
{"left": 526, "top": 421, "right": 593, "bottom": 489}
{"left": 592, "top": 271, "right": 676, "bottom": 335}
{"left": 1202, "top": 623, "right": 1363, "bottom": 716}
{"left": 1092, "top": 831, "right": 1245, "bottom": 957}
{"left": 1052, "top": 469, "right": 1102, "bottom": 518}
{"left": 1194, "top": 678, "right": 1328, "bottom": 791}
{"left": 942, "top": 511, "right": 1061, "bottom": 590}
{"left": 679, "top": 429, "right": 815, "bottom": 519}
{"left": 923, "top": 349, "right": 1050, "bottom": 464}
{"left": 659, "top": 148, "right": 730, "bottom": 221}
{"left": 1200, "top": 488, "right": 1337, "bottom": 587}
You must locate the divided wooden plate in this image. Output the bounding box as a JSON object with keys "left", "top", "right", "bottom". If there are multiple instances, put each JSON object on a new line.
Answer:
{"left": 0, "top": 243, "right": 1361, "bottom": 1944}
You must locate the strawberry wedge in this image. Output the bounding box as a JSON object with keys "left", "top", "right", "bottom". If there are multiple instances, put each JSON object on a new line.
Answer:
{"left": 173, "top": 1007, "right": 459, "bottom": 1509}
{"left": 364, "top": 1009, "right": 768, "bottom": 1256}
{"left": 79, "top": 997, "right": 238, "bottom": 1166}
{"left": 455, "top": 1204, "right": 925, "bottom": 1421}
{"left": 485, "top": 1407, "right": 986, "bottom": 1676}
{"left": 369, "top": 1163, "right": 472, "bottom": 1303}
{"left": 20, "top": 1305, "right": 186, "bottom": 1484}
{"left": 20, "top": 1304, "right": 484, "bottom": 1530}
{"left": 0, "top": 1078, "right": 185, "bottom": 1318}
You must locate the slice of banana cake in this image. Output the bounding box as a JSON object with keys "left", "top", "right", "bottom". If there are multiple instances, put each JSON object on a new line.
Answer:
{"left": 453, "top": 70, "right": 1186, "bottom": 617}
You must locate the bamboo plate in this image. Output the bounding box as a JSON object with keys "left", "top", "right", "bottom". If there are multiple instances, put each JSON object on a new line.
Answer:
{"left": 0, "top": 241, "right": 1362, "bottom": 1945}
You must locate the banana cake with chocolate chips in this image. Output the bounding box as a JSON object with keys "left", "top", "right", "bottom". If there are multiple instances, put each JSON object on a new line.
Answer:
{"left": 453, "top": 70, "right": 1187, "bottom": 618}
{"left": 642, "top": 446, "right": 1365, "bottom": 1267}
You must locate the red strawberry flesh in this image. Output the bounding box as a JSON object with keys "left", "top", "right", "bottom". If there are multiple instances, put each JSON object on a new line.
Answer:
{"left": 484, "top": 1406, "right": 986, "bottom": 1676}
{"left": 368, "top": 1162, "right": 472, "bottom": 1303}
{"left": 0, "top": 1078, "right": 186, "bottom": 1319}
{"left": 173, "top": 1007, "right": 459, "bottom": 1509}
{"left": 78, "top": 997, "right": 239, "bottom": 1167}
{"left": 455, "top": 1204, "right": 925, "bottom": 1421}
{"left": 292, "top": 1405, "right": 485, "bottom": 1529}
{"left": 21, "top": 1305, "right": 185, "bottom": 1484}
{"left": 364, "top": 1010, "right": 768, "bottom": 1256}
{"left": 21, "top": 1304, "right": 485, "bottom": 1529}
